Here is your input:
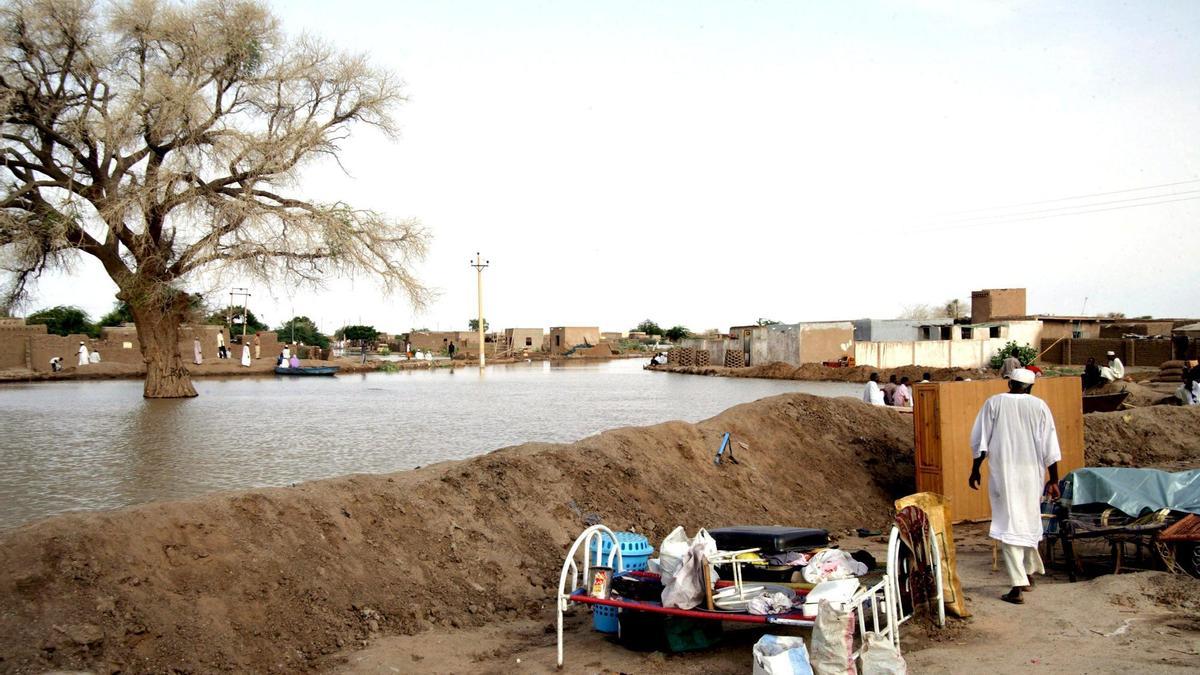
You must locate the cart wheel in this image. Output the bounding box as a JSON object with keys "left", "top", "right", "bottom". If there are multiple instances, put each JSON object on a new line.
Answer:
{"left": 1180, "top": 543, "right": 1200, "bottom": 579}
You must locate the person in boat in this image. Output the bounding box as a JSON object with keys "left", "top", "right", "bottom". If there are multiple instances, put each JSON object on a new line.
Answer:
{"left": 282, "top": 345, "right": 291, "bottom": 361}
{"left": 289, "top": 353, "right": 301, "bottom": 368}
{"left": 862, "top": 372, "right": 885, "bottom": 406}
{"left": 1081, "top": 357, "right": 1102, "bottom": 389}
{"left": 893, "top": 377, "right": 912, "bottom": 407}
{"left": 1099, "top": 351, "right": 1124, "bottom": 382}
{"left": 649, "top": 352, "right": 667, "bottom": 366}
{"left": 969, "top": 368, "right": 1061, "bottom": 606}
{"left": 276, "top": 351, "right": 285, "bottom": 367}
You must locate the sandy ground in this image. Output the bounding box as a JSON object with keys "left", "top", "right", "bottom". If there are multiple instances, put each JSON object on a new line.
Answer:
{"left": 0, "top": 396, "right": 1195, "bottom": 673}
{"left": 331, "top": 527, "right": 1200, "bottom": 674}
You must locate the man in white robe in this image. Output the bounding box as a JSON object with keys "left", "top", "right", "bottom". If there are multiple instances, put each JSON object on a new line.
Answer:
{"left": 77, "top": 342, "right": 89, "bottom": 366}
{"left": 240, "top": 343, "right": 251, "bottom": 367}
{"left": 862, "top": 372, "right": 886, "bottom": 406}
{"left": 969, "top": 368, "right": 1061, "bottom": 605}
{"left": 1099, "top": 351, "right": 1124, "bottom": 382}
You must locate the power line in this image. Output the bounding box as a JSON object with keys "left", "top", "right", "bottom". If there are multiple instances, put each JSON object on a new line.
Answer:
{"left": 915, "top": 193, "right": 1200, "bottom": 233}
{"left": 934, "top": 177, "right": 1200, "bottom": 217}
{"left": 927, "top": 188, "right": 1200, "bottom": 228}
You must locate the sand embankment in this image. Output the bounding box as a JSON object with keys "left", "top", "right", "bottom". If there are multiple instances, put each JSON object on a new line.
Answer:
{"left": 0, "top": 396, "right": 1196, "bottom": 673}
{"left": 650, "top": 361, "right": 995, "bottom": 383}
{"left": 0, "top": 393, "right": 915, "bottom": 673}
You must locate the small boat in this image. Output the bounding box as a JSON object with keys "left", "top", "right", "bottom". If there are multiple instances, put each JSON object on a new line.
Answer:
{"left": 274, "top": 365, "right": 340, "bottom": 376}
{"left": 1083, "top": 390, "right": 1129, "bottom": 414}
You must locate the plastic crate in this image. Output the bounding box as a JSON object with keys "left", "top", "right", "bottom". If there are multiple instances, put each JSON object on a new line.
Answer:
{"left": 588, "top": 532, "right": 654, "bottom": 633}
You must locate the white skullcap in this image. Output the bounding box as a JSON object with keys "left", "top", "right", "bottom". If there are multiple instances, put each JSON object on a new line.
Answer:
{"left": 1010, "top": 368, "right": 1036, "bottom": 385}
{"left": 1106, "top": 351, "right": 1115, "bottom": 356}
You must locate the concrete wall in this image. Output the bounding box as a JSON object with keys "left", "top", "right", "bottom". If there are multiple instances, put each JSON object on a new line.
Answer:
{"left": 971, "top": 288, "right": 1026, "bottom": 323}
{"left": 0, "top": 322, "right": 47, "bottom": 368}
{"left": 1100, "top": 321, "right": 1175, "bottom": 338}
{"left": 549, "top": 327, "right": 600, "bottom": 354}
{"left": 856, "top": 337, "right": 1013, "bottom": 369}
{"left": 408, "top": 331, "right": 469, "bottom": 353}
{"left": 504, "top": 328, "right": 545, "bottom": 353}
{"left": 1038, "top": 319, "right": 1102, "bottom": 340}
{"left": 679, "top": 337, "right": 730, "bottom": 365}
{"left": 17, "top": 324, "right": 254, "bottom": 372}
{"left": 1039, "top": 338, "right": 1178, "bottom": 367}
{"left": 852, "top": 318, "right": 952, "bottom": 342}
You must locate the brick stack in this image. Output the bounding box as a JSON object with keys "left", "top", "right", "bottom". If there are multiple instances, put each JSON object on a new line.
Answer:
{"left": 695, "top": 350, "right": 711, "bottom": 367}
{"left": 667, "top": 349, "right": 679, "bottom": 365}
{"left": 677, "top": 347, "right": 695, "bottom": 366}
{"left": 725, "top": 350, "right": 745, "bottom": 368}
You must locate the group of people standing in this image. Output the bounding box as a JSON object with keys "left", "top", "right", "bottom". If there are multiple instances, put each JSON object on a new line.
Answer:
{"left": 862, "top": 372, "right": 915, "bottom": 407}
{"left": 193, "top": 332, "right": 261, "bottom": 367}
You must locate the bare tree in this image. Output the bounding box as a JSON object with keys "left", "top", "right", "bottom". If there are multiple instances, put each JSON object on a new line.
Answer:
{"left": 1, "top": 0, "right": 428, "bottom": 397}
{"left": 897, "top": 304, "right": 939, "bottom": 320}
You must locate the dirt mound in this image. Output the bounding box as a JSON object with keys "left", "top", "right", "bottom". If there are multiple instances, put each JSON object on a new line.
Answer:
{"left": 1084, "top": 380, "right": 1172, "bottom": 408}
{"left": 1084, "top": 405, "right": 1200, "bottom": 468}
{"left": 651, "top": 362, "right": 992, "bottom": 383}
{"left": 0, "top": 393, "right": 916, "bottom": 673}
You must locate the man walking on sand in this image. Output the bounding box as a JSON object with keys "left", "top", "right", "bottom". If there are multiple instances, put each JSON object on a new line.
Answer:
{"left": 969, "top": 368, "right": 1061, "bottom": 605}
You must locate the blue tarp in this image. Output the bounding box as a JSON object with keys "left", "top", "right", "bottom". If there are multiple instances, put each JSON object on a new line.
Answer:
{"left": 1064, "top": 467, "right": 1200, "bottom": 516}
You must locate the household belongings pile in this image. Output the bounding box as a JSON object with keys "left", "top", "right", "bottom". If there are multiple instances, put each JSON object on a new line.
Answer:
{"left": 1050, "top": 467, "right": 1200, "bottom": 579}
{"left": 555, "top": 521, "right": 942, "bottom": 670}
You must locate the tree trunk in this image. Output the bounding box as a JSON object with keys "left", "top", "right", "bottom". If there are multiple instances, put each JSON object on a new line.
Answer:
{"left": 128, "top": 293, "right": 198, "bottom": 399}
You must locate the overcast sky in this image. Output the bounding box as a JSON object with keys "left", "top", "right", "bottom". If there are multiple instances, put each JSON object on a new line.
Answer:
{"left": 24, "top": 0, "right": 1200, "bottom": 333}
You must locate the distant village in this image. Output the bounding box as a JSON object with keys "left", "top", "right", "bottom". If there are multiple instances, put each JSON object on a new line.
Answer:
{"left": 1, "top": 286, "right": 1198, "bottom": 375}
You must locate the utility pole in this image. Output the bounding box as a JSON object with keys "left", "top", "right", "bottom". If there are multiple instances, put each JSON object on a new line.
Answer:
{"left": 229, "top": 287, "right": 251, "bottom": 339}
{"left": 470, "top": 252, "right": 489, "bottom": 369}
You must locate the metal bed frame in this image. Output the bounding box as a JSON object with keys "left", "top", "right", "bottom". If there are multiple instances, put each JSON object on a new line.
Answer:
{"left": 554, "top": 524, "right": 943, "bottom": 669}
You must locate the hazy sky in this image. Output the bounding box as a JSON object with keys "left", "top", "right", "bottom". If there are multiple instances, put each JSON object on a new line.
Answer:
{"left": 24, "top": 0, "right": 1200, "bottom": 333}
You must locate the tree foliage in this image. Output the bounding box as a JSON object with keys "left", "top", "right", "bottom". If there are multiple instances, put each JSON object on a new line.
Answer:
{"left": 98, "top": 301, "right": 134, "bottom": 327}
{"left": 467, "top": 318, "right": 488, "bottom": 332}
{"left": 756, "top": 318, "right": 780, "bottom": 326}
{"left": 275, "top": 315, "right": 328, "bottom": 349}
{"left": 340, "top": 324, "right": 378, "bottom": 342}
{"left": 0, "top": 0, "right": 428, "bottom": 396}
{"left": 26, "top": 305, "right": 97, "bottom": 336}
{"left": 989, "top": 341, "right": 1038, "bottom": 369}
{"left": 634, "top": 319, "right": 663, "bottom": 335}
{"left": 206, "top": 305, "right": 267, "bottom": 336}
{"left": 664, "top": 325, "right": 691, "bottom": 342}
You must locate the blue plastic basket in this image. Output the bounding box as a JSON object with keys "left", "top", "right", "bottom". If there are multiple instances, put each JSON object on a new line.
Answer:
{"left": 588, "top": 532, "right": 654, "bottom": 633}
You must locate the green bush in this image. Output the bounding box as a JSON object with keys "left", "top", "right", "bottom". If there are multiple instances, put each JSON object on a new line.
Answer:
{"left": 990, "top": 341, "right": 1038, "bottom": 369}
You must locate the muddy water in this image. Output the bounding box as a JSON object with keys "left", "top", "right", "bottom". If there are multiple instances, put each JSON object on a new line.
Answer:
{"left": 0, "top": 359, "right": 860, "bottom": 528}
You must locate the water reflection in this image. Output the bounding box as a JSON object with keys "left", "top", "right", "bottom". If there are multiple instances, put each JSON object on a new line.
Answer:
{"left": 0, "top": 359, "right": 859, "bottom": 527}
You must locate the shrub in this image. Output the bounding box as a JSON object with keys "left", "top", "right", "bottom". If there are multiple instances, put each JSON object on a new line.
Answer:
{"left": 990, "top": 341, "right": 1038, "bottom": 369}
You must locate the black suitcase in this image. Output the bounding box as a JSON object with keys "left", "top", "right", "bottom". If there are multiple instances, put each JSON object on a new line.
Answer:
{"left": 708, "top": 526, "right": 828, "bottom": 553}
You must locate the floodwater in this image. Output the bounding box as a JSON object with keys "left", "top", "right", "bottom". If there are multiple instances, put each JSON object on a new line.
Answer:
{"left": 0, "top": 359, "right": 860, "bottom": 528}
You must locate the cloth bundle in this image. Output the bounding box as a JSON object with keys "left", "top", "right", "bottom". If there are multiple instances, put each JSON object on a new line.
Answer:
{"left": 802, "top": 549, "right": 869, "bottom": 584}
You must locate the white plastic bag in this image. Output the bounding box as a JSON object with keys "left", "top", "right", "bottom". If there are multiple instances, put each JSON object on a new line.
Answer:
{"left": 753, "top": 634, "right": 814, "bottom": 675}
{"left": 861, "top": 633, "right": 906, "bottom": 675}
{"left": 803, "top": 549, "right": 869, "bottom": 584}
{"left": 660, "top": 528, "right": 718, "bottom": 609}
{"left": 658, "top": 526, "right": 689, "bottom": 588}
{"left": 811, "top": 599, "right": 858, "bottom": 675}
